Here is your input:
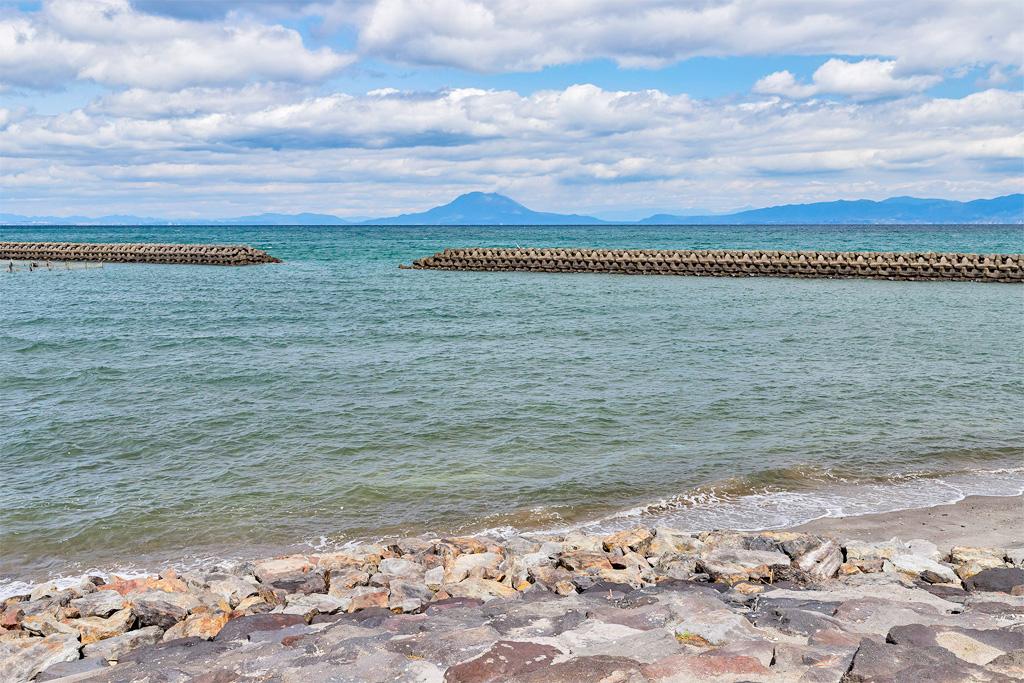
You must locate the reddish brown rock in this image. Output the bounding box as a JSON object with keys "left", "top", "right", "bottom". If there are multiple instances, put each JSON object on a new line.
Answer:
{"left": 444, "top": 640, "right": 560, "bottom": 682}
{"left": 603, "top": 528, "right": 654, "bottom": 555}
{"left": 642, "top": 652, "right": 771, "bottom": 680}
{"left": 558, "top": 551, "right": 613, "bottom": 572}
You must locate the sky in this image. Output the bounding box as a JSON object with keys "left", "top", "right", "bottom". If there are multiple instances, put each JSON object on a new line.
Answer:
{"left": 0, "top": 0, "right": 1022, "bottom": 219}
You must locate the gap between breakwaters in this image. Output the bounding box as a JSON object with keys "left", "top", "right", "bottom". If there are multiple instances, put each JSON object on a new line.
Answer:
{"left": 403, "top": 248, "right": 1023, "bottom": 282}
{"left": 0, "top": 242, "right": 280, "bottom": 266}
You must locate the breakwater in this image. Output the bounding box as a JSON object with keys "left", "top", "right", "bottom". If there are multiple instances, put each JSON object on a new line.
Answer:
{"left": 0, "top": 242, "right": 280, "bottom": 266}
{"left": 405, "top": 248, "right": 1024, "bottom": 282}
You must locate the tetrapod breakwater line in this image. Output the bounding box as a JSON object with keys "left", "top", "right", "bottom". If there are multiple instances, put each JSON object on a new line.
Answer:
{"left": 0, "top": 242, "right": 281, "bottom": 266}
{"left": 403, "top": 248, "right": 1023, "bottom": 282}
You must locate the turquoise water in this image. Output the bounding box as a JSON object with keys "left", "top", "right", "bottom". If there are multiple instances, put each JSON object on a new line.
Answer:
{"left": 2, "top": 224, "right": 1023, "bottom": 586}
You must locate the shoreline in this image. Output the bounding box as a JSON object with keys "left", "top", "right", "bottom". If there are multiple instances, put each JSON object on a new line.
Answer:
{"left": 3, "top": 492, "right": 1021, "bottom": 600}
{"left": 3, "top": 494, "right": 1023, "bottom": 681}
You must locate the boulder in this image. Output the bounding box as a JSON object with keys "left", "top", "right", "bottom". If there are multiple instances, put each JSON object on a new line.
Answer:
{"left": 206, "top": 577, "right": 258, "bottom": 607}
{"left": 160, "top": 610, "right": 230, "bottom": 641}
{"left": 334, "top": 586, "right": 389, "bottom": 612}
{"left": 129, "top": 591, "right": 197, "bottom": 629}
{"left": 214, "top": 613, "right": 305, "bottom": 642}
{"left": 0, "top": 633, "right": 81, "bottom": 682}
{"left": 445, "top": 578, "right": 518, "bottom": 602}
{"left": 558, "top": 550, "right": 613, "bottom": 572}
{"left": 887, "top": 623, "right": 1024, "bottom": 666}
{"left": 602, "top": 528, "right": 654, "bottom": 555}
{"left": 528, "top": 566, "right": 577, "bottom": 596}
{"left": 889, "top": 554, "right": 959, "bottom": 583}
{"left": 444, "top": 639, "right": 560, "bottom": 682}
{"left": 845, "top": 636, "right": 999, "bottom": 682}
{"left": 82, "top": 625, "right": 163, "bottom": 661}
{"left": 67, "top": 607, "right": 135, "bottom": 644}
{"left": 793, "top": 538, "right": 843, "bottom": 580}
{"left": 377, "top": 557, "right": 424, "bottom": 580}
{"left": 951, "top": 547, "right": 1007, "bottom": 580}
{"left": 69, "top": 590, "right": 127, "bottom": 618}
{"left": 965, "top": 567, "right": 1024, "bottom": 594}
{"left": 388, "top": 581, "right": 434, "bottom": 613}
{"left": 423, "top": 566, "right": 445, "bottom": 591}
{"left": 282, "top": 593, "right": 347, "bottom": 618}
{"left": 252, "top": 556, "right": 314, "bottom": 584}
{"left": 1005, "top": 548, "right": 1024, "bottom": 568}
{"left": 327, "top": 569, "right": 370, "bottom": 594}
{"left": 100, "top": 570, "right": 188, "bottom": 596}
{"left": 447, "top": 552, "right": 503, "bottom": 583}
{"left": 845, "top": 538, "right": 907, "bottom": 562}
{"left": 21, "top": 614, "right": 79, "bottom": 638}
{"left": 35, "top": 656, "right": 108, "bottom": 681}
{"left": 697, "top": 549, "right": 790, "bottom": 584}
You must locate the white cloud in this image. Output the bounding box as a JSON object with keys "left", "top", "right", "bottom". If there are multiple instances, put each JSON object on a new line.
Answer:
{"left": 1, "top": 84, "right": 1020, "bottom": 217}
{"left": 755, "top": 59, "right": 943, "bottom": 100}
{"left": 0, "top": 0, "right": 354, "bottom": 89}
{"left": 343, "top": 0, "right": 1022, "bottom": 74}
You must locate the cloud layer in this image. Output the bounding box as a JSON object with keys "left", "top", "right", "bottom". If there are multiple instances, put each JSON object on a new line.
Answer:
{"left": 0, "top": 0, "right": 1021, "bottom": 216}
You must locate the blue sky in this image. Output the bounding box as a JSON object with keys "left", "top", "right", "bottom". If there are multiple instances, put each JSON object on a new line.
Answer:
{"left": 1, "top": 0, "right": 1021, "bottom": 219}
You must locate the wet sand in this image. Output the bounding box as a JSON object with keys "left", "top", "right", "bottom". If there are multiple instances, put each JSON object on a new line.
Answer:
{"left": 794, "top": 494, "right": 1023, "bottom": 549}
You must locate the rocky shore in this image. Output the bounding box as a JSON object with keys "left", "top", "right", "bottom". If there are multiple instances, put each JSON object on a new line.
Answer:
{"left": 3, "top": 516, "right": 1024, "bottom": 682}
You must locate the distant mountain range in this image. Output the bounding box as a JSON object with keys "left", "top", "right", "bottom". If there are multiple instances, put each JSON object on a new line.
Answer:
{"left": 2, "top": 192, "right": 1021, "bottom": 226}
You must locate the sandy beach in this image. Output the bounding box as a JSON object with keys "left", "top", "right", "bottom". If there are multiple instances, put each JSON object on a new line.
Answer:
{"left": 795, "top": 494, "right": 1024, "bottom": 548}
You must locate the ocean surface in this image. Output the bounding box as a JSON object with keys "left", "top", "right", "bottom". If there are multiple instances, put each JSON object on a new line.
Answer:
{"left": 2, "top": 224, "right": 1023, "bottom": 591}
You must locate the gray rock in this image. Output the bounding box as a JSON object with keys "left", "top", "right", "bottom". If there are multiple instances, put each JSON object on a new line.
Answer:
{"left": 82, "top": 625, "right": 163, "bottom": 661}
{"left": 376, "top": 557, "right": 424, "bottom": 580}
{"left": 130, "top": 591, "right": 194, "bottom": 629}
{"left": 0, "top": 633, "right": 81, "bottom": 682}
{"left": 845, "top": 637, "right": 1001, "bottom": 682}
{"left": 282, "top": 593, "right": 347, "bottom": 618}
{"left": 1005, "top": 548, "right": 1024, "bottom": 568}
{"left": 889, "top": 554, "right": 959, "bottom": 583}
{"left": 35, "top": 656, "right": 108, "bottom": 681}
{"left": 206, "top": 576, "right": 259, "bottom": 607}
{"left": 387, "top": 580, "right": 434, "bottom": 613}
{"left": 965, "top": 567, "right": 1024, "bottom": 594}
{"left": 887, "top": 623, "right": 1024, "bottom": 665}
{"left": 794, "top": 538, "right": 844, "bottom": 580}
{"left": 69, "top": 589, "right": 127, "bottom": 618}
{"left": 697, "top": 548, "right": 791, "bottom": 584}
{"left": 214, "top": 613, "right": 306, "bottom": 641}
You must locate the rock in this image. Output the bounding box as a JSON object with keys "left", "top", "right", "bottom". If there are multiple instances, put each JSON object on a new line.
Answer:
{"left": 447, "top": 552, "right": 503, "bottom": 583}
{"left": 388, "top": 581, "right": 434, "bottom": 613}
{"left": 889, "top": 554, "right": 959, "bottom": 583}
{"left": 424, "top": 566, "right": 445, "bottom": 590}
{"left": 905, "top": 539, "right": 943, "bottom": 561}
{"left": 21, "top": 613, "right": 79, "bottom": 638}
{"left": 558, "top": 550, "right": 613, "bottom": 572}
{"left": 335, "top": 586, "right": 389, "bottom": 612}
{"left": 653, "top": 554, "right": 698, "bottom": 581}
{"left": 793, "top": 538, "right": 843, "bottom": 580}
{"left": 1, "top": 606, "right": 24, "bottom": 629}
{"left": 887, "top": 623, "right": 1024, "bottom": 666}
{"left": 206, "top": 577, "right": 258, "bottom": 607}
{"left": 442, "top": 536, "right": 490, "bottom": 554}
{"left": 327, "top": 569, "right": 370, "bottom": 593}
{"left": 528, "top": 566, "right": 577, "bottom": 596}
{"left": 234, "top": 595, "right": 269, "bottom": 614}
{"left": 845, "top": 538, "right": 907, "bottom": 562}
{"left": 986, "top": 649, "right": 1024, "bottom": 678}
{"left": 214, "top": 613, "right": 306, "bottom": 641}
{"left": 561, "top": 532, "right": 604, "bottom": 553}
{"left": 82, "top": 625, "right": 163, "bottom": 661}
{"left": 651, "top": 528, "right": 704, "bottom": 555}
{"left": 642, "top": 651, "right": 770, "bottom": 680}
{"left": 0, "top": 633, "right": 81, "bottom": 682}
{"left": 845, "top": 636, "right": 999, "bottom": 682}
{"left": 377, "top": 557, "right": 424, "bottom": 580}
{"left": 282, "top": 593, "right": 347, "bottom": 618}
{"left": 951, "top": 546, "right": 1007, "bottom": 580}
{"left": 965, "top": 567, "right": 1024, "bottom": 594}
{"left": 921, "top": 570, "right": 949, "bottom": 584}
{"left": 129, "top": 590, "right": 197, "bottom": 629}
{"left": 252, "top": 556, "right": 314, "bottom": 584}
{"left": 697, "top": 548, "right": 790, "bottom": 584}
{"left": 67, "top": 607, "right": 134, "bottom": 644}
{"left": 315, "top": 551, "right": 369, "bottom": 573}
{"left": 1005, "top": 548, "right": 1024, "bottom": 567}
{"left": 602, "top": 528, "right": 654, "bottom": 555}
{"left": 161, "top": 610, "right": 230, "bottom": 641}
{"left": 445, "top": 578, "right": 518, "bottom": 602}
{"left": 667, "top": 592, "right": 766, "bottom": 645}
{"left": 271, "top": 572, "right": 326, "bottom": 594}
{"left": 444, "top": 639, "right": 560, "bottom": 682}
{"left": 69, "top": 589, "right": 127, "bottom": 618}
{"left": 35, "top": 655, "right": 108, "bottom": 681}
{"left": 100, "top": 570, "right": 188, "bottom": 596}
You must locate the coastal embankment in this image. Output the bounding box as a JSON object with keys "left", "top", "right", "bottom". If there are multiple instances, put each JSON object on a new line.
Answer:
{"left": 0, "top": 242, "right": 280, "bottom": 266}
{"left": 405, "top": 247, "right": 1024, "bottom": 282}
{"left": 3, "top": 496, "right": 1022, "bottom": 682}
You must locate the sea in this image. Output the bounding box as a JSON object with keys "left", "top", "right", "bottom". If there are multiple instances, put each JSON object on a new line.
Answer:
{"left": 2, "top": 223, "right": 1023, "bottom": 594}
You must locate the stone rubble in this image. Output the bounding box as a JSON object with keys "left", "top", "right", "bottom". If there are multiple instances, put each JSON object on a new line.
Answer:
{"left": 1, "top": 530, "right": 1022, "bottom": 682}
